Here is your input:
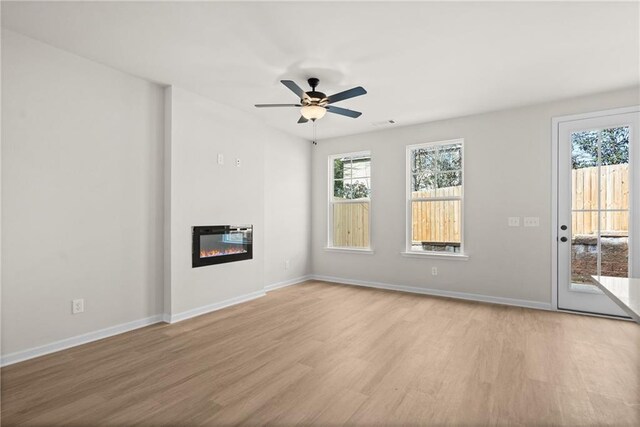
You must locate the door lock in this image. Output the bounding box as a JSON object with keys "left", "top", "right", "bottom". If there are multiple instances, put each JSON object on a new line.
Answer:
{"left": 560, "top": 236, "right": 568, "bottom": 242}
{"left": 560, "top": 225, "right": 567, "bottom": 230}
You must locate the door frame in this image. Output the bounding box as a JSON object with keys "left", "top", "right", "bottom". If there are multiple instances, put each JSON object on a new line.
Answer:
{"left": 551, "top": 105, "right": 640, "bottom": 312}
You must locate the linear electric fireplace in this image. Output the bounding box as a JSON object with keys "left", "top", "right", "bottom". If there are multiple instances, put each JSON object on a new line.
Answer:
{"left": 192, "top": 225, "right": 253, "bottom": 268}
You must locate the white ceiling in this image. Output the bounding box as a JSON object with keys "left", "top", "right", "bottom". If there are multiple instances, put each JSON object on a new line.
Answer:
{"left": 2, "top": 1, "right": 639, "bottom": 140}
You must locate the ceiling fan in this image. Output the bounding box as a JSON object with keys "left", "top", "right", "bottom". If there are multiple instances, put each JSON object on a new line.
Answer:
{"left": 255, "top": 78, "right": 367, "bottom": 123}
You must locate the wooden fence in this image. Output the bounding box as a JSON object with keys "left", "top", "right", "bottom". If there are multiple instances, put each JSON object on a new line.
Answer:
{"left": 332, "top": 186, "right": 462, "bottom": 247}
{"left": 332, "top": 163, "right": 629, "bottom": 246}
{"left": 572, "top": 163, "right": 628, "bottom": 235}
{"left": 411, "top": 186, "right": 462, "bottom": 243}
{"left": 332, "top": 202, "right": 370, "bottom": 248}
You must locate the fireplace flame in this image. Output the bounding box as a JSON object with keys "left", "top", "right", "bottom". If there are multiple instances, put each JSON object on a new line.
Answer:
{"left": 200, "top": 247, "right": 247, "bottom": 258}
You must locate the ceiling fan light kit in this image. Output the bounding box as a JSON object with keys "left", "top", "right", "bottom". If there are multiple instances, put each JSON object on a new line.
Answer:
{"left": 301, "top": 105, "right": 326, "bottom": 120}
{"left": 255, "top": 77, "right": 367, "bottom": 124}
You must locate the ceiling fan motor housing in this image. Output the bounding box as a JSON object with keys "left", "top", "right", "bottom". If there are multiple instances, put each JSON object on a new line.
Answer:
{"left": 303, "top": 91, "right": 327, "bottom": 105}
{"left": 303, "top": 78, "right": 326, "bottom": 105}
{"left": 303, "top": 78, "right": 328, "bottom": 106}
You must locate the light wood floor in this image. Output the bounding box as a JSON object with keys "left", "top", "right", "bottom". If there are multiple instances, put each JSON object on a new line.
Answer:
{"left": 2, "top": 280, "right": 639, "bottom": 426}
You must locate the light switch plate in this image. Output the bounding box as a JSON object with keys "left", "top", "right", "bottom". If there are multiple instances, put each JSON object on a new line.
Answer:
{"left": 508, "top": 217, "right": 520, "bottom": 227}
{"left": 524, "top": 217, "right": 540, "bottom": 227}
{"left": 217, "top": 154, "right": 224, "bottom": 165}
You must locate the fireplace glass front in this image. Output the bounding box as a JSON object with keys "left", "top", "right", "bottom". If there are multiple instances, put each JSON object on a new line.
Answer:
{"left": 192, "top": 225, "right": 253, "bottom": 267}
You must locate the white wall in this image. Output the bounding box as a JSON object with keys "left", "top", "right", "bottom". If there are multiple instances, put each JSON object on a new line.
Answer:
{"left": 165, "top": 86, "right": 310, "bottom": 317}
{"left": 1, "top": 30, "right": 165, "bottom": 355}
{"left": 264, "top": 131, "right": 311, "bottom": 285}
{"left": 1, "top": 31, "right": 312, "bottom": 358}
{"left": 311, "top": 87, "right": 640, "bottom": 306}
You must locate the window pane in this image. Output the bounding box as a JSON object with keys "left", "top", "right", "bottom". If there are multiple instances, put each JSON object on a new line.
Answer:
{"left": 600, "top": 127, "right": 629, "bottom": 210}
{"left": 412, "top": 172, "right": 435, "bottom": 192}
{"left": 412, "top": 148, "right": 437, "bottom": 174}
{"left": 347, "top": 178, "right": 370, "bottom": 199}
{"left": 341, "top": 158, "right": 354, "bottom": 180}
{"left": 436, "top": 171, "right": 462, "bottom": 189}
{"left": 571, "top": 211, "right": 598, "bottom": 284}
{"left": 332, "top": 202, "right": 370, "bottom": 248}
{"left": 333, "top": 180, "right": 345, "bottom": 199}
{"left": 571, "top": 130, "right": 598, "bottom": 169}
{"left": 600, "top": 127, "right": 629, "bottom": 166}
{"left": 351, "top": 157, "right": 371, "bottom": 178}
{"left": 342, "top": 155, "right": 371, "bottom": 179}
{"left": 600, "top": 210, "right": 629, "bottom": 278}
{"left": 438, "top": 144, "right": 462, "bottom": 171}
{"left": 333, "top": 158, "right": 346, "bottom": 180}
{"left": 411, "top": 200, "right": 461, "bottom": 253}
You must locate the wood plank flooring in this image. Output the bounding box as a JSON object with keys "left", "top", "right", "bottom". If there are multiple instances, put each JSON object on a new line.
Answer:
{"left": 2, "top": 280, "right": 639, "bottom": 426}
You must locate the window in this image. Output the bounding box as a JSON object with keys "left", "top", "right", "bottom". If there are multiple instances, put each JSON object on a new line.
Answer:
{"left": 406, "top": 139, "right": 464, "bottom": 255}
{"left": 328, "top": 152, "right": 371, "bottom": 250}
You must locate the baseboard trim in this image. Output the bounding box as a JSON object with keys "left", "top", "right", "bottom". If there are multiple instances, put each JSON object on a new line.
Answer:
{"left": 1, "top": 275, "right": 550, "bottom": 367}
{"left": 0, "top": 314, "right": 163, "bottom": 367}
{"left": 264, "top": 275, "right": 312, "bottom": 292}
{"left": 2, "top": 288, "right": 272, "bottom": 366}
{"left": 167, "top": 290, "right": 266, "bottom": 324}
{"left": 311, "top": 275, "right": 552, "bottom": 311}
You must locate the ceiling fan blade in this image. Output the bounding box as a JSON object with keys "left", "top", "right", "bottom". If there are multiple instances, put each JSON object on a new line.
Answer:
{"left": 326, "top": 105, "right": 362, "bottom": 118}
{"left": 281, "top": 80, "right": 308, "bottom": 100}
{"left": 254, "top": 104, "right": 301, "bottom": 108}
{"left": 326, "top": 86, "right": 367, "bottom": 104}
{"left": 297, "top": 116, "right": 309, "bottom": 124}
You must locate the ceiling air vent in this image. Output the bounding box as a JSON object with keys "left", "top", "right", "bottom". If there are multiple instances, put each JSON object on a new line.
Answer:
{"left": 371, "top": 120, "right": 396, "bottom": 127}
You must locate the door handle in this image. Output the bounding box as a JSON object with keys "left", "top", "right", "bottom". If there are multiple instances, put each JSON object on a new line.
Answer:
{"left": 560, "top": 225, "right": 567, "bottom": 230}
{"left": 560, "top": 237, "right": 568, "bottom": 242}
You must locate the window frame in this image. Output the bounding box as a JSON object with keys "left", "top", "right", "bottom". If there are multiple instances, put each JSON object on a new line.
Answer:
{"left": 327, "top": 150, "right": 373, "bottom": 252}
{"left": 404, "top": 139, "right": 467, "bottom": 259}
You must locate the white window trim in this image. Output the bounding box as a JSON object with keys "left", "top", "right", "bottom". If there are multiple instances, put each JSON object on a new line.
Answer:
{"left": 405, "top": 138, "right": 466, "bottom": 258}
{"left": 401, "top": 251, "right": 469, "bottom": 260}
{"left": 327, "top": 150, "right": 373, "bottom": 251}
{"left": 325, "top": 247, "right": 375, "bottom": 255}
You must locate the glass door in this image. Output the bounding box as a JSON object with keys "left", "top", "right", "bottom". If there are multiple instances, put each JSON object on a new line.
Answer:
{"left": 557, "top": 111, "right": 639, "bottom": 315}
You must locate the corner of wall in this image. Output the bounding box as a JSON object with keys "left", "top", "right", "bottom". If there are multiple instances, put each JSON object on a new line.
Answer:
{"left": 163, "top": 85, "right": 173, "bottom": 318}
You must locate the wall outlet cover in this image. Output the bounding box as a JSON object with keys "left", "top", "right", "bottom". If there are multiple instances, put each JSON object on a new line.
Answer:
{"left": 217, "top": 154, "right": 224, "bottom": 165}
{"left": 72, "top": 298, "right": 84, "bottom": 314}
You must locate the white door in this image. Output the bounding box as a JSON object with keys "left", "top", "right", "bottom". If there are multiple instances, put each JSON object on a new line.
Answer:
{"left": 557, "top": 110, "right": 640, "bottom": 316}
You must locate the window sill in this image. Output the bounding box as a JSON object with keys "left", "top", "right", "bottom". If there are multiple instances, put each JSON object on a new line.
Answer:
{"left": 401, "top": 251, "right": 469, "bottom": 261}
{"left": 325, "top": 247, "right": 374, "bottom": 255}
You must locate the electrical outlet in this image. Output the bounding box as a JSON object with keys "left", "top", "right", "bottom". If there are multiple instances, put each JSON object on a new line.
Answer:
{"left": 524, "top": 217, "right": 540, "bottom": 227}
{"left": 285, "top": 259, "right": 290, "bottom": 270}
{"left": 235, "top": 158, "right": 241, "bottom": 167}
{"left": 508, "top": 217, "right": 520, "bottom": 227}
{"left": 432, "top": 267, "right": 438, "bottom": 276}
{"left": 72, "top": 298, "right": 84, "bottom": 314}
{"left": 217, "top": 154, "right": 224, "bottom": 165}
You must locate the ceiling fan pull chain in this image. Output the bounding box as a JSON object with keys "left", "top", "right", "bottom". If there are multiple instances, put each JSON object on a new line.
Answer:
{"left": 312, "top": 121, "right": 317, "bottom": 145}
